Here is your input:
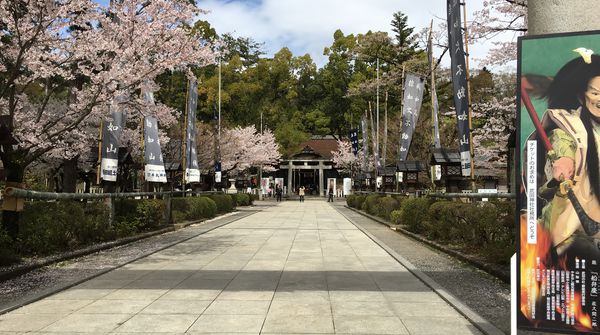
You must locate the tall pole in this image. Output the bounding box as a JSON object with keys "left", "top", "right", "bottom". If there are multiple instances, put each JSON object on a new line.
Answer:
{"left": 383, "top": 91, "right": 388, "bottom": 169}
{"left": 376, "top": 57, "right": 380, "bottom": 172}
{"left": 182, "top": 80, "right": 189, "bottom": 189}
{"left": 259, "top": 110, "right": 263, "bottom": 200}
{"left": 218, "top": 58, "right": 221, "bottom": 141}
{"left": 462, "top": 1, "right": 475, "bottom": 189}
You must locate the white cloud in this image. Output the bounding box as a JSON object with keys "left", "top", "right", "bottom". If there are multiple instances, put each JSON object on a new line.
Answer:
{"left": 197, "top": 0, "right": 515, "bottom": 70}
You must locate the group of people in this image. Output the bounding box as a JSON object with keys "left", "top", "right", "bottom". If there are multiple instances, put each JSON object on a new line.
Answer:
{"left": 271, "top": 184, "right": 335, "bottom": 203}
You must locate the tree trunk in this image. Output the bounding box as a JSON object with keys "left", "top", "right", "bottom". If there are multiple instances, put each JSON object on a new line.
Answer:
{"left": 62, "top": 156, "right": 78, "bottom": 193}
{"left": 2, "top": 160, "right": 25, "bottom": 239}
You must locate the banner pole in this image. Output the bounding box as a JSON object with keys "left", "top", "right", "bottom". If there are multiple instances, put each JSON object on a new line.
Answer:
{"left": 97, "top": 119, "right": 103, "bottom": 185}
{"left": 182, "top": 79, "right": 189, "bottom": 190}
{"left": 462, "top": 0, "right": 476, "bottom": 190}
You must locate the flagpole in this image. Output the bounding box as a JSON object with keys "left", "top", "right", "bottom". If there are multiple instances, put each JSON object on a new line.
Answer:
{"left": 383, "top": 90, "right": 388, "bottom": 169}
{"left": 376, "top": 57, "right": 380, "bottom": 173}
{"left": 182, "top": 80, "right": 189, "bottom": 190}
{"left": 96, "top": 120, "right": 103, "bottom": 185}
{"left": 462, "top": 0, "right": 475, "bottom": 189}
{"left": 428, "top": 20, "right": 437, "bottom": 191}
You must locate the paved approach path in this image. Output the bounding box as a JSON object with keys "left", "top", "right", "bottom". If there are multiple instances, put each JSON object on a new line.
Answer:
{"left": 0, "top": 200, "right": 484, "bottom": 334}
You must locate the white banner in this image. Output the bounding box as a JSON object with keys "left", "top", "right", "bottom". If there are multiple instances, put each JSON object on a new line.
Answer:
{"left": 145, "top": 164, "right": 167, "bottom": 183}
{"left": 343, "top": 178, "right": 352, "bottom": 196}
{"left": 100, "top": 158, "right": 118, "bottom": 182}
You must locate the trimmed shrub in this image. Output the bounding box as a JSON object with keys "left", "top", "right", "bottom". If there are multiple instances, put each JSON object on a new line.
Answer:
{"left": 424, "top": 201, "right": 462, "bottom": 241}
{"left": 236, "top": 193, "right": 250, "bottom": 206}
{"left": 390, "top": 210, "right": 402, "bottom": 225}
{"left": 249, "top": 193, "right": 258, "bottom": 204}
{"left": 353, "top": 195, "right": 367, "bottom": 209}
{"left": 228, "top": 194, "right": 238, "bottom": 208}
{"left": 197, "top": 197, "right": 217, "bottom": 219}
{"left": 208, "top": 194, "right": 233, "bottom": 213}
{"left": 346, "top": 194, "right": 357, "bottom": 208}
{"left": 362, "top": 194, "right": 383, "bottom": 215}
{"left": 114, "top": 199, "right": 165, "bottom": 237}
{"left": 19, "top": 200, "right": 110, "bottom": 255}
{"left": 0, "top": 227, "right": 18, "bottom": 265}
{"left": 398, "top": 197, "right": 433, "bottom": 233}
{"left": 378, "top": 196, "right": 400, "bottom": 220}
{"left": 171, "top": 196, "right": 218, "bottom": 222}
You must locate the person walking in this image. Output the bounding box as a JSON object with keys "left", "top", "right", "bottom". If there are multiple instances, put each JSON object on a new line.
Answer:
{"left": 299, "top": 186, "right": 305, "bottom": 202}
{"left": 327, "top": 186, "right": 334, "bottom": 202}
{"left": 276, "top": 184, "right": 282, "bottom": 202}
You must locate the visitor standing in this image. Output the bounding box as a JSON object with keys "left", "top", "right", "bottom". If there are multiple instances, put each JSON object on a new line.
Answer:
{"left": 327, "top": 186, "right": 334, "bottom": 202}
{"left": 276, "top": 185, "right": 282, "bottom": 202}
{"left": 299, "top": 186, "right": 305, "bottom": 202}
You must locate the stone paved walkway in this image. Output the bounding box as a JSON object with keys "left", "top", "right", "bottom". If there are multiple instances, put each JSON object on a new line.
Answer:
{"left": 0, "top": 200, "right": 484, "bottom": 334}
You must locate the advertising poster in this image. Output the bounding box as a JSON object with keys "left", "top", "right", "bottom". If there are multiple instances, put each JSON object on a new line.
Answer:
{"left": 261, "top": 177, "right": 270, "bottom": 195}
{"left": 518, "top": 31, "right": 600, "bottom": 333}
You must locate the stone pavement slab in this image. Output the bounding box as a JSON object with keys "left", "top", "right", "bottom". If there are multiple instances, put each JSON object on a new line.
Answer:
{"left": 1, "top": 200, "right": 486, "bottom": 334}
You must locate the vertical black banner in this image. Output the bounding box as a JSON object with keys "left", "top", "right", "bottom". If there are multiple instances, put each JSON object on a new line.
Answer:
{"left": 185, "top": 78, "right": 200, "bottom": 182}
{"left": 399, "top": 73, "right": 425, "bottom": 161}
{"left": 100, "top": 100, "right": 124, "bottom": 181}
{"left": 447, "top": 0, "right": 472, "bottom": 176}
{"left": 350, "top": 128, "right": 359, "bottom": 156}
{"left": 361, "top": 115, "right": 368, "bottom": 172}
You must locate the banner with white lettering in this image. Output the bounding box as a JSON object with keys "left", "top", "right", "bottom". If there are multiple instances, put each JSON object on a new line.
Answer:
{"left": 185, "top": 78, "right": 200, "bottom": 183}
{"left": 447, "top": 0, "right": 471, "bottom": 176}
{"left": 350, "top": 128, "right": 359, "bottom": 156}
{"left": 361, "top": 115, "right": 368, "bottom": 172}
{"left": 100, "top": 100, "right": 125, "bottom": 181}
{"left": 143, "top": 116, "right": 167, "bottom": 183}
{"left": 399, "top": 73, "right": 425, "bottom": 161}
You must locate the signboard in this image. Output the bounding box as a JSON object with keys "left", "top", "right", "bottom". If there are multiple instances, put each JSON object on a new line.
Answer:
{"left": 517, "top": 30, "right": 600, "bottom": 334}
{"left": 343, "top": 178, "right": 352, "bottom": 196}
{"left": 261, "top": 177, "right": 270, "bottom": 195}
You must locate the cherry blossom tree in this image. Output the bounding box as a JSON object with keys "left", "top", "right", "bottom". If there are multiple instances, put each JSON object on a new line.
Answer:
{"left": 470, "top": 0, "right": 528, "bottom": 66}
{"left": 195, "top": 124, "right": 281, "bottom": 175}
{"left": 471, "top": 96, "right": 516, "bottom": 172}
{"left": 0, "top": 0, "right": 215, "bottom": 184}
{"left": 331, "top": 140, "right": 361, "bottom": 174}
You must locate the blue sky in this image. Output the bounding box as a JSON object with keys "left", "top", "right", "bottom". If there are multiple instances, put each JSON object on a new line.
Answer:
{"left": 94, "top": 0, "right": 516, "bottom": 70}
{"left": 197, "top": 0, "right": 512, "bottom": 69}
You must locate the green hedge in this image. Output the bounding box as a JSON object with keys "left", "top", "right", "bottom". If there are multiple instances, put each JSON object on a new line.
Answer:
{"left": 113, "top": 199, "right": 165, "bottom": 237}
{"left": 236, "top": 193, "right": 250, "bottom": 206}
{"left": 18, "top": 200, "right": 111, "bottom": 255}
{"left": 171, "top": 196, "right": 217, "bottom": 222}
{"left": 363, "top": 195, "right": 515, "bottom": 266}
{"left": 208, "top": 194, "right": 234, "bottom": 213}
{"left": 397, "top": 198, "right": 433, "bottom": 233}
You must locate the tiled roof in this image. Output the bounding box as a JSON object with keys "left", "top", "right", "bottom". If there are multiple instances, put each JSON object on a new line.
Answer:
{"left": 292, "top": 138, "right": 340, "bottom": 160}
{"left": 395, "top": 161, "right": 426, "bottom": 172}
{"left": 430, "top": 148, "right": 461, "bottom": 164}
